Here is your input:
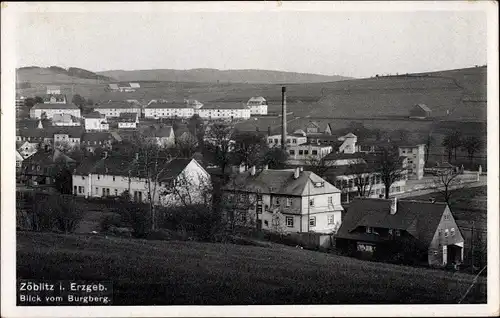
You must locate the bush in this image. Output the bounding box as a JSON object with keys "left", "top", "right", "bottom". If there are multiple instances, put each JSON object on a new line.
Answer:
{"left": 100, "top": 213, "right": 123, "bottom": 232}
{"left": 33, "top": 194, "right": 83, "bottom": 233}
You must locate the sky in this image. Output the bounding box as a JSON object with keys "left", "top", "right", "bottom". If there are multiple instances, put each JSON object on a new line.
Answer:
{"left": 15, "top": 9, "right": 487, "bottom": 78}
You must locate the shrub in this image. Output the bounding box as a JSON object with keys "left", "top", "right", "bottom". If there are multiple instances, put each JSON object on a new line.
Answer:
{"left": 34, "top": 194, "right": 83, "bottom": 233}
{"left": 100, "top": 213, "right": 123, "bottom": 232}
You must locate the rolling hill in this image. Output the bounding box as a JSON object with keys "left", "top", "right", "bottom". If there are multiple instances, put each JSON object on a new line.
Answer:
{"left": 17, "top": 231, "right": 486, "bottom": 305}
{"left": 16, "top": 66, "right": 114, "bottom": 85}
{"left": 96, "top": 68, "right": 351, "bottom": 84}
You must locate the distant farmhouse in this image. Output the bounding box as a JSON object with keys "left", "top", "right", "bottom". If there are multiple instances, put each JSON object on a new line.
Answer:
{"left": 108, "top": 83, "right": 140, "bottom": 92}
{"left": 246, "top": 96, "right": 268, "bottom": 115}
{"left": 409, "top": 104, "right": 431, "bottom": 119}
{"left": 46, "top": 85, "right": 61, "bottom": 95}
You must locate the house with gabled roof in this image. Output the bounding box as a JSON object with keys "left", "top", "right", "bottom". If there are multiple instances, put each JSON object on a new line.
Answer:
{"left": 246, "top": 96, "right": 268, "bottom": 115}
{"left": 335, "top": 197, "right": 464, "bottom": 267}
{"left": 409, "top": 103, "right": 432, "bottom": 119}
{"left": 52, "top": 113, "right": 80, "bottom": 127}
{"left": 117, "top": 112, "right": 139, "bottom": 129}
{"left": 30, "top": 103, "right": 81, "bottom": 120}
{"left": 81, "top": 132, "right": 115, "bottom": 152}
{"left": 94, "top": 101, "right": 141, "bottom": 118}
{"left": 222, "top": 166, "right": 344, "bottom": 234}
{"left": 142, "top": 125, "right": 175, "bottom": 148}
{"left": 84, "top": 111, "right": 109, "bottom": 131}
{"left": 72, "top": 156, "right": 211, "bottom": 207}
{"left": 19, "top": 149, "right": 77, "bottom": 187}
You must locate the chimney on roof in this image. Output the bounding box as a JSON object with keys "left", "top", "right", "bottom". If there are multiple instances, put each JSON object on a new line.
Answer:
{"left": 390, "top": 197, "right": 397, "bottom": 215}
{"left": 281, "top": 87, "right": 287, "bottom": 150}
{"left": 294, "top": 167, "right": 300, "bottom": 179}
{"left": 250, "top": 166, "right": 256, "bottom": 176}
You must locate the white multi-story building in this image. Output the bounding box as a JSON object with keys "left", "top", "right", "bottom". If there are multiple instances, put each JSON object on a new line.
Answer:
{"left": 196, "top": 103, "right": 251, "bottom": 120}
{"left": 398, "top": 144, "right": 426, "bottom": 180}
{"left": 267, "top": 133, "right": 308, "bottom": 148}
{"left": 117, "top": 112, "right": 139, "bottom": 129}
{"left": 287, "top": 142, "right": 333, "bottom": 165}
{"left": 72, "top": 157, "right": 211, "bottom": 207}
{"left": 222, "top": 167, "right": 344, "bottom": 234}
{"left": 93, "top": 101, "right": 141, "bottom": 118}
{"left": 246, "top": 96, "right": 268, "bottom": 115}
{"left": 84, "top": 112, "right": 109, "bottom": 131}
{"left": 52, "top": 114, "right": 80, "bottom": 126}
{"left": 144, "top": 102, "right": 195, "bottom": 119}
{"left": 30, "top": 103, "right": 81, "bottom": 120}
{"left": 43, "top": 94, "right": 67, "bottom": 104}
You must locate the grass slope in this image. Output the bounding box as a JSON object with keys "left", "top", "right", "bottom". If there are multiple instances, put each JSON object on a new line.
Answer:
{"left": 17, "top": 231, "right": 486, "bottom": 305}
{"left": 96, "top": 68, "right": 351, "bottom": 84}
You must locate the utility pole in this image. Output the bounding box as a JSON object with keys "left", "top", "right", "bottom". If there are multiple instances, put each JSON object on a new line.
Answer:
{"left": 471, "top": 221, "right": 475, "bottom": 274}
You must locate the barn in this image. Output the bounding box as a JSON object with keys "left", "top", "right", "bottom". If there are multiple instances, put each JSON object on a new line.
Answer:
{"left": 409, "top": 104, "right": 431, "bottom": 119}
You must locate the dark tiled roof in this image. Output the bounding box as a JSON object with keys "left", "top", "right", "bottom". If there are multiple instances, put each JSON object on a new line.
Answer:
{"left": 85, "top": 111, "right": 105, "bottom": 119}
{"left": 94, "top": 101, "right": 140, "bottom": 109}
{"left": 223, "top": 169, "right": 340, "bottom": 196}
{"left": 201, "top": 102, "right": 249, "bottom": 110}
{"left": 415, "top": 104, "right": 431, "bottom": 112}
{"left": 146, "top": 102, "right": 191, "bottom": 109}
{"left": 81, "top": 132, "right": 114, "bottom": 142}
{"left": 336, "top": 198, "right": 447, "bottom": 247}
{"left": 74, "top": 156, "right": 193, "bottom": 181}
{"left": 118, "top": 112, "right": 138, "bottom": 122}
{"left": 31, "top": 103, "right": 79, "bottom": 110}
{"left": 143, "top": 126, "right": 173, "bottom": 138}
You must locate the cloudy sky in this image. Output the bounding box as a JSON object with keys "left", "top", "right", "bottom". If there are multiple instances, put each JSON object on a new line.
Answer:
{"left": 14, "top": 5, "right": 487, "bottom": 78}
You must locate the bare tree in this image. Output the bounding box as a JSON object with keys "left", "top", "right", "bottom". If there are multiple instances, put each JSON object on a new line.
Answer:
{"left": 443, "top": 130, "right": 463, "bottom": 162}
{"left": 432, "top": 169, "right": 463, "bottom": 206}
{"left": 425, "top": 132, "right": 434, "bottom": 163}
{"left": 304, "top": 156, "right": 331, "bottom": 178}
{"left": 176, "top": 131, "right": 199, "bottom": 158}
{"left": 461, "top": 136, "right": 482, "bottom": 164}
{"left": 203, "top": 123, "right": 235, "bottom": 179}
{"left": 233, "top": 131, "right": 267, "bottom": 170}
{"left": 348, "top": 163, "right": 375, "bottom": 198}
{"left": 375, "top": 146, "right": 404, "bottom": 199}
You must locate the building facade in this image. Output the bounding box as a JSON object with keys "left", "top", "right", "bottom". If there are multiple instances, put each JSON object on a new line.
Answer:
{"left": 30, "top": 104, "right": 81, "bottom": 120}
{"left": 246, "top": 97, "right": 268, "bottom": 115}
{"left": 222, "top": 167, "right": 344, "bottom": 234}
{"left": 93, "top": 101, "right": 141, "bottom": 118}
{"left": 84, "top": 112, "right": 109, "bottom": 131}
{"left": 144, "top": 102, "right": 195, "bottom": 119}
{"left": 196, "top": 103, "right": 251, "bottom": 120}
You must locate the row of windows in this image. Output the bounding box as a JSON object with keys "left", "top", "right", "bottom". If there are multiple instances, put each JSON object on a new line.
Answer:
{"left": 366, "top": 226, "right": 401, "bottom": 236}
{"left": 268, "top": 138, "right": 300, "bottom": 144}
{"left": 438, "top": 227, "right": 456, "bottom": 237}
{"left": 284, "top": 214, "right": 336, "bottom": 228}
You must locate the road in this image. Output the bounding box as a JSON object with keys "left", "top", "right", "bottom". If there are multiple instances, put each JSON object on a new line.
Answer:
{"left": 396, "top": 175, "right": 487, "bottom": 199}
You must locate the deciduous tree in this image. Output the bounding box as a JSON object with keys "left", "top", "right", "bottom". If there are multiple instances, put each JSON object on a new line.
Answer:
{"left": 375, "top": 145, "right": 404, "bottom": 199}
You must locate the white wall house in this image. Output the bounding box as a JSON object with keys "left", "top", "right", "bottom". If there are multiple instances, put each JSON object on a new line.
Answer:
{"left": 117, "top": 112, "right": 139, "bottom": 129}
{"left": 337, "top": 133, "right": 357, "bottom": 154}
{"left": 43, "top": 94, "right": 67, "bottom": 104}
{"left": 222, "top": 167, "right": 344, "bottom": 234}
{"left": 144, "top": 102, "right": 194, "bottom": 119}
{"left": 84, "top": 112, "right": 109, "bottom": 131}
{"left": 46, "top": 86, "right": 61, "bottom": 95}
{"left": 30, "top": 103, "right": 81, "bottom": 120}
{"left": 246, "top": 96, "right": 268, "bottom": 115}
{"left": 93, "top": 101, "right": 141, "bottom": 118}
{"left": 72, "top": 157, "right": 211, "bottom": 207}
{"left": 267, "top": 133, "right": 308, "bottom": 148}
{"left": 196, "top": 103, "right": 251, "bottom": 120}
{"left": 53, "top": 133, "right": 81, "bottom": 149}
{"left": 287, "top": 143, "right": 333, "bottom": 165}
{"left": 399, "top": 144, "right": 426, "bottom": 180}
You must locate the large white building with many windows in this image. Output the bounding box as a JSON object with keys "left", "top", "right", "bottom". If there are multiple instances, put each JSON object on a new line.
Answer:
{"left": 30, "top": 103, "right": 81, "bottom": 120}
{"left": 246, "top": 96, "right": 268, "bottom": 115}
{"left": 196, "top": 102, "right": 251, "bottom": 120}
{"left": 144, "top": 102, "right": 195, "bottom": 119}
{"left": 93, "top": 101, "right": 141, "bottom": 118}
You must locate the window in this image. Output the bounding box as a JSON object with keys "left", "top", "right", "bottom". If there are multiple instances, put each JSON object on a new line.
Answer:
{"left": 444, "top": 213, "right": 450, "bottom": 220}
{"left": 257, "top": 194, "right": 263, "bottom": 202}
{"left": 264, "top": 220, "right": 269, "bottom": 227}
{"left": 274, "top": 139, "right": 278, "bottom": 143}
{"left": 78, "top": 186, "right": 83, "bottom": 194}
{"left": 289, "top": 150, "right": 295, "bottom": 155}
{"left": 304, "top": 150, "right": 309, "bottom": 155}
{"left": 451, "top": 228, "right": 455, "bottom": 236}
{"left": 299, "top": 150, "right": 304, "bottom": 155}
{"left": 275, "top": 197, "right": 280, "bottom": 205}
{"left": 366, "top": 227, "right": 372, "bottom": 234}
{"left": 287, "top": 139, "right": 291, "bottom": 144}
{"left": 292, "top": 139, "right": 297, "bottom": 144}
{"left": 286, "top": 198, "right": 292, "bottom": 207}
{"left": 73, "top": 186, "right": 77, "bottom": 194}
{"left": 328, "top": 196, "right": 333, "bottom": 205}
{"left": 312, "top": 150, "right": 318, "bottom": 155}
{"left": 112, "top": 176, "right": 115, "bottom": 182}
{"left": 328, "top": 214, "right": 335, "bottom": 225}
{"left": 395, "top": 229, "right": 401, "bottom": 236}
{"left": 309, "top": 198, "right": 315, "bottom": 206}
{"left": 286, "top": 216, "right": 294, "bottom": 228}
{"left": 309, "top": 216, "right": 316, "bottom": 227}
{"left": 444, "top": 229, "right": 449, "bottom": 237}
{"left": 114, "top": 189, "right": 118, "bottom": 196}
{"left": 268, "top": 138, "right": 273, "bottom": 143}
{"left": 388, "top": 229, "right": 393, "bottom": 235}
{"left": 95, "top": 187, "right": 98, "bottom": 194}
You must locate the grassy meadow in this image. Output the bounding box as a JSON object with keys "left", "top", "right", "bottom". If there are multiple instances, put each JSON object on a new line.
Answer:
{"left": 17, "top": 231, "right": 486, "bottom": 305}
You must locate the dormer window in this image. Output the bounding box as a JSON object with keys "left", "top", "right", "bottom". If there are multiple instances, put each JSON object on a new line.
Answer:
{"left": 366, "top": 227, "right": 372, "bottom": 234}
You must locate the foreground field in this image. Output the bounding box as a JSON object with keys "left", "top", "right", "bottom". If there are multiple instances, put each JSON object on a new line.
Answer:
{"left": 17, "top": 231, "right": 486, "bottom": 305}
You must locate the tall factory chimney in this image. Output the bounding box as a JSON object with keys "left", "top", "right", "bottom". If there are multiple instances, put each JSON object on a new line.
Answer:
{"left": 281, "top": 86, "right": 287, "bottom": 150}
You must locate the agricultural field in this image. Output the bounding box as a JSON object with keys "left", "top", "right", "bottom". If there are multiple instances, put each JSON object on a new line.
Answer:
{"left": 17, "top": 231, "right": 486, "bottom": 305}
